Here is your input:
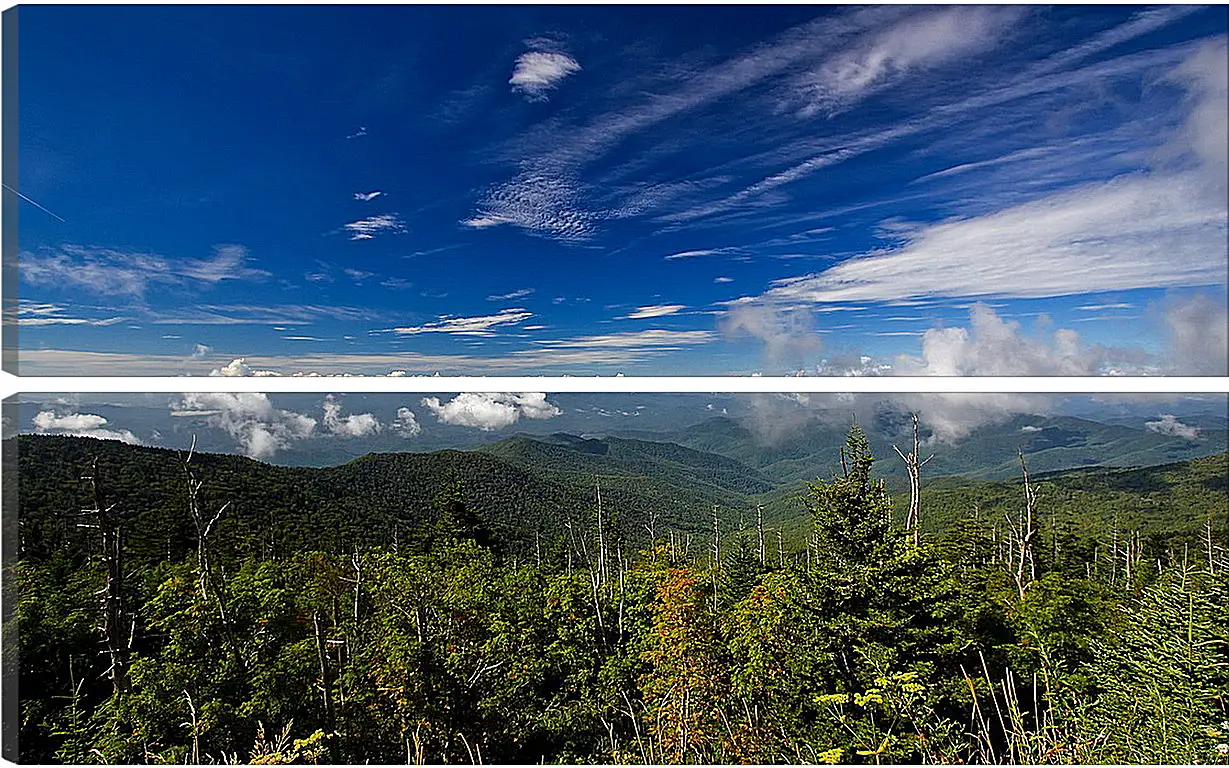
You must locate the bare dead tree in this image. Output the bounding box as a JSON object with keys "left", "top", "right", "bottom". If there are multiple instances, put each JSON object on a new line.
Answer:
{"left": 1208, "top": 513, "right": 1217, "bottom": 575}
{"left": 711, "top": 505, "right": 721, "bottom": 612}
{"left": 892, "top": 413, "right": 934, "bottom": 548}
{"left": 312, "top": 610, "right": 339, "bottom": 762}
{"left": 644, "top": 507, "right": 659, "bottom": 561}
{"left": 756, "top": 504, "right": 766, "bottom": 566}
{"left": 83, "top": 456, "right": 132, "bottom": 696}
{"left": 181, "top": 437, "right": 240, "bottom": 662}
{"left": 595, "top": 479, "right": 608, "bottom": 589}
{"left": 1014, "top": 449, "right": 1040, "bottom": 599}
{"left": 777, "top": 528, "right": 785, "bottom": 567}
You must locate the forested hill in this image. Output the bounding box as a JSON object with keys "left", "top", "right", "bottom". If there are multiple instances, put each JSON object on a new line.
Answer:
{"left": 11, "top": 430, "right": 1229, "bottom": 765}
{"left": 652, "top": 413, "right": 1228, "bottom": 486}
{"left": 13, "top": 433, "right": 774, "bottom": 566}
{"left": 13, "top": 433, "right": 1227, "bottom": 570}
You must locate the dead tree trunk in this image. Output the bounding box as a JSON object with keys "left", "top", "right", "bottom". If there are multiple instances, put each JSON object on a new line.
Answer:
{"left": 182, "top": 438, "right": 240, "bottom": 663}
{"left": 595, "top": 480, "right": 607, "bottom": 590}
{"left": 1014, "top": 450, "right": 1039, "bottom": 599}
{"left": 312, "top": 610, "right": 339, "bottom": 762}
{"left": 892, "top": 413, "right": 934, "bottom": 548}
{"left": 84, "top": 457, "right": 130, "bottom": 697}
{"left": 711, "top": 505, "right": 720, "bottom": 612}
{"left": 756, "top": 505, "right": 766, "bottom": 566}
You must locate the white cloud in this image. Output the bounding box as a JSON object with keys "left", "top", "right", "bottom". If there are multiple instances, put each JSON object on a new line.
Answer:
{"left": 528, "top": 329, "right": 713, "bottom": 350}
{"left": 463, "top": 171, "right": 595, "bottom": 241}
{"left": 487, "top": 288, "right": 534, "bottom": 301}
{"left": 759, "top": 172, "right": 1225, "bottom": 306}
{"left": 385, "top": 308, "right": 533, "bottom": 337}
{"left": 32, "top": 410, "right": 140, "bottom": 444}
{"left": 15, "top": 300, "right": 124, "bottom": 326}
{"left": 796, "top": 6, "right": 1023, "bottom": 116}
{"left": 211, "top": 358, "right": 282, "bottom": 377}
{"left": 172, "top": 392, "right": 316, "bottom": 459}
{"left": 720, "top": 301, "right": 822, "bottom": 367}
{"left": 421, "top": 392, "right": 561, "bottom": 431}
{"left": 354, "top": 191, "right": 384, "bottom": 202}
{"left": 509, "top": 49, "right": 581, "bottom": 101}
{"left": 393, "top": 407, "right": 422, "bottom": 438}
{"left": 1145, "top": 413, "right": 1200, "bottom": 440}
{"left": 623, "top": 304, "right": 685, "bottom": 320}
{"left": 22, "top": 244, "right": 267, "bottom": 298}
{"left": 1163, "top": 293, "right": 1228, "bottom": 375}
{"left": 460, "top": 215, "right": 511, "bottom": 229}
{"left": 895, "top": 303, "right": 1097, "bottom": 376}
{"left": 192, "top": 344, "right": 212, "bottom": 358}
{"left": 715, "top": 276, "right": 734, "bottom": 283}
{"left": 322, "top": 395, "right": 382, "bottom": 438}
{"left": 344, "top": 214, "right": 405, "bottom": 240}
{"left": 664, "top": 249, "right": 721, "bottom": 260}
{"left": 1168, "top": 37, "right": 1227, "bottom": 203}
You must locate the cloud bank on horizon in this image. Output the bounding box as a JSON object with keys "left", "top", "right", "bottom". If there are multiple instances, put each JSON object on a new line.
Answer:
{"left": 14, "top": 5, "right": 1228, "bottom": 376}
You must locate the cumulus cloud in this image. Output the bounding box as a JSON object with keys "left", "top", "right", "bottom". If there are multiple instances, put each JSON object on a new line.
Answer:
{"left": 896, "top": 302, "right": 1097, "bottom": 376}
{"left": 720, "top": 301, "right": 822, "bottom": 369}
{"left": 1145, "top": 413, "right": 1200, "bottom": 440}
{"left": 172, "top": 393, "right": 316, "bottom": 459}
{"left": 1163, "top": 293, "right": 1228, "bottom": 375}
{"left": 344, "top": 214, "right": 405, "bottom": 240}
{"left": 509, "top": 48, "right": 581, "bottom": 101}
{"left": 385, "top": 308, "right": 533, "bottom": 336}
{"left": 623, "top": 304, "right": 685, "bottom": 320}
{"left": 32, "top": 410, "right": 140, "bottom": 444}
{"left": 420, "top": 392, "right": 561, "bottom": 431}
{"left": 322, "top": 395, "right": 382, "bottom": 438}
{"left": 393, "top": 407, "right": 422, "bottom": 438}
{"left": 211, "top": 358, "right": 282, "bottom": 377}
{"left": 22, "top": 244, "right": 268, "bottom": 299}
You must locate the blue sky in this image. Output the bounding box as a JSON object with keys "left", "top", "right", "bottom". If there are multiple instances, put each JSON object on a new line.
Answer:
{"left": 13, "top": 5, "right": 1229, "bottom": 376}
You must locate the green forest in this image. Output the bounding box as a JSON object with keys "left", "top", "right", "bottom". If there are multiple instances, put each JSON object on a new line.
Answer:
{"left": 8, "top": 431, "right": 1229, "bottom": 764}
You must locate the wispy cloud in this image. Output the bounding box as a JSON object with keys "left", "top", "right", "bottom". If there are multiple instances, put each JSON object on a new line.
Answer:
{"left": 664, "top": 249, "right": 722, "bottom": 260}
{"left": 344, "top": 214, "right": 406, "bottom": 240}
{"left": 527, "top": 328, "right": 714, "bottom": 350}
{"left": 487, "top": 288, "right": 534, "bottom": 301}
{"left": 755, "top": 172, "right": 1226, "bottom": 305}
{"left": 463, "top": 171, "right": 595, "bottom": 241}
{"left": 384, "top": 308, "right": 533, "bottom": 336}
{"left": 14, "top": 300, "right": 125, "bottom": 327}
{"left": 509, "top": 46, "right": 581, "bottom": 101}
{"left": 22, "top": 244, "right": 267, "bottom": 298}
{"left": 791, "top": 6, "right": 1024, "bottom": 117}
{"left": 1077, "top": 302, "right": 1134, "bottom": 311}
{"left": 149, "top": 304, "right": 382, "bottom": 326}
{"left": 621, "top": 304, "right": 686, "bottom": 320}
{"left": 354, "top": 191, "right": 384, "bottom": 202}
